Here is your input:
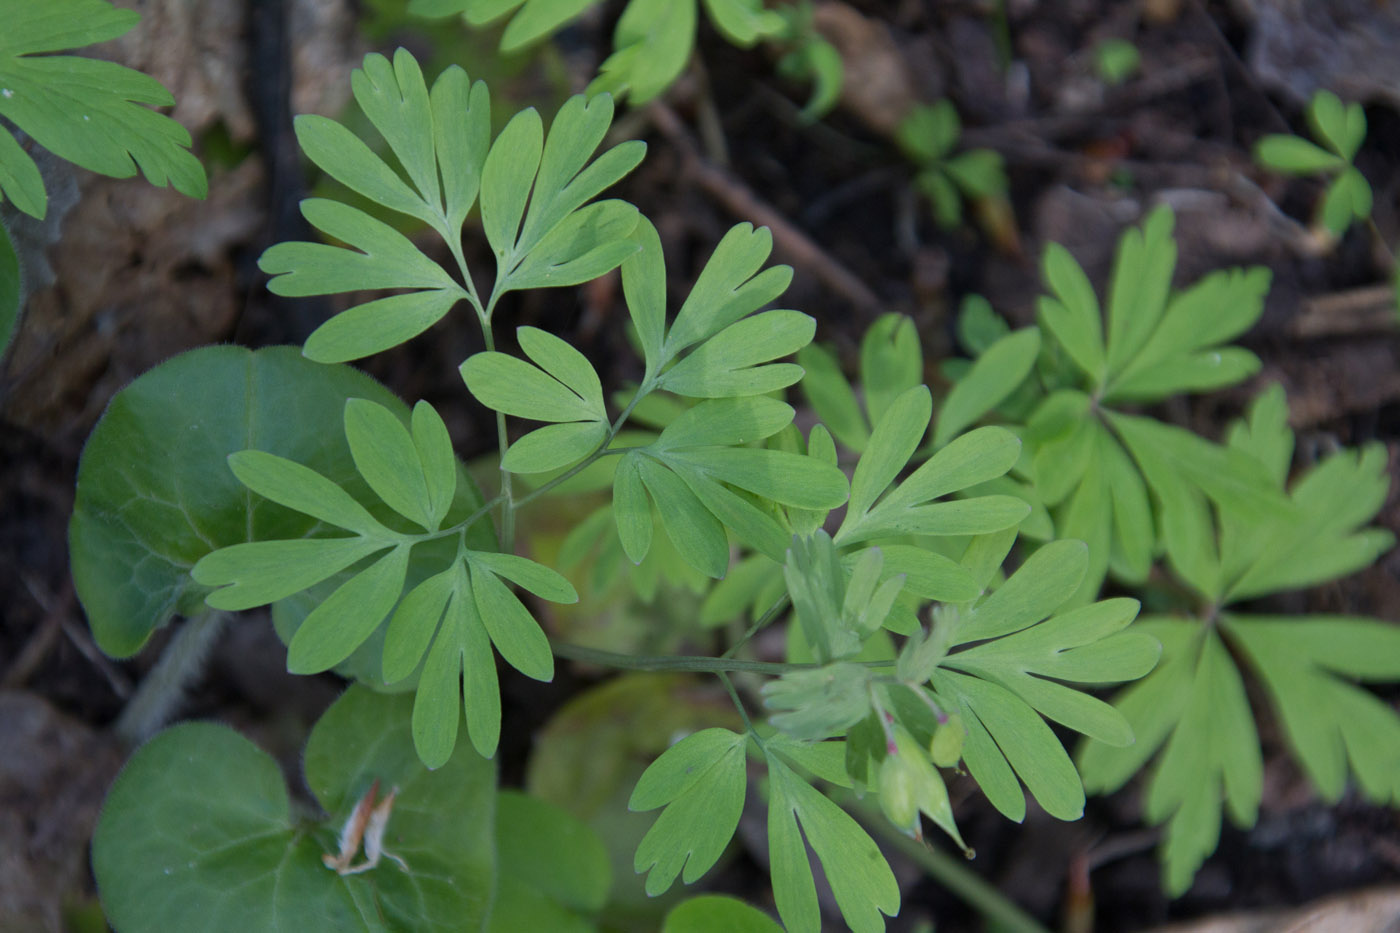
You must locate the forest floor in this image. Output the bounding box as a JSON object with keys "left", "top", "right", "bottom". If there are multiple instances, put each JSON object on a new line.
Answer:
{"left": 2, "top": 1, "right": 1399, "bottom": 931}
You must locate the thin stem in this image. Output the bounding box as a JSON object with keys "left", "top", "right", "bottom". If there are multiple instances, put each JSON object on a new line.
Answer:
{"left": 552, "top": 640, "right": 816, "bottom": 675}
{"left": 510, "top": 447, "right": 627, "bottom": 511}
{"left": 115, "top": 612, "right": 228, "bottom": 746}
{"left": 478, "top": 322, "right": 516, "bottom": 552}
{"left": 717, "top": 671, "right": 763, "bottom": 749}
{"left": 722, "top": 594, "right": 791, "bottom": 659}
{"left": 842, "top": 793, "right": 1052, "bottom": 933}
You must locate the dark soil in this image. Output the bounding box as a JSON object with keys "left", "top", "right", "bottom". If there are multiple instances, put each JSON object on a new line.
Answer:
{"left": 3, "top": 1, "right": 1398, "bottom": 931}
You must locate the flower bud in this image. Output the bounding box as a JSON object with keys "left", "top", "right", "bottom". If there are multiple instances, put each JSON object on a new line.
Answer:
{"left": 929, "top": 713, "right": 965, "bottom": 768}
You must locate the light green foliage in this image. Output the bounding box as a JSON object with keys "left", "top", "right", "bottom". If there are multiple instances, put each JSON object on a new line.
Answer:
{"left": 896, "top": 100, "right": 1007, "bottom": 228}
{"left": 408, "top": 0, "right": 784, "bottom": 104}
{"left": 92, "top": 688, "right": 495, "bottom": 932}
{"left": 941, "top": 206, "right": 1281, "bottom": 602}
{"left": 1254, "top": 90, "right": 1372, "bottom": 236}
{"left": 0, "top": 0, "right": 206, "bottom": 221}
{"left": 772, "top": 2, "right": 844, "bottom": 122}
{"left": 1078, "top": 385, "right": 1398, "bottom": 895}
{"left": 630, "top": 728, "right": 748, "bottom": 896}
{"left": 192, "top": 395, "right": 577, "bottom": 765}
{"left": 766, "top": 749, "right": 899, "bottom": 933}
{"left": 263, "top": 49, "right": 644, "bottom": 362}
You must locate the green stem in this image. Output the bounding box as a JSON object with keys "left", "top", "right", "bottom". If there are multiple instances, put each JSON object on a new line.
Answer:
{"left": 552, "top": 641, "right": 815, "bottom": 675}
{"left": 115, "top": 612, "right": 228, "bottom": 746}
{"left": 722, "top": 594, "right": 791, "bottom": 659}
{"left": 842, "top": 793, "right": 1051, "bottom": 933}
{"left": 717, "top": 671, "right": 764, "bottom": 750}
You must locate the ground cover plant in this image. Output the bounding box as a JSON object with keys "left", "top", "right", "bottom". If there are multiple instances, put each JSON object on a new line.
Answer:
{"left": 2, "top": 1, "right": 1397, "bottom": 931}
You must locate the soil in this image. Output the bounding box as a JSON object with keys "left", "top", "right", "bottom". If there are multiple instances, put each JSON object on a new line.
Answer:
{"left": 2, "top": 1, "right": 1398, "bottom": 931}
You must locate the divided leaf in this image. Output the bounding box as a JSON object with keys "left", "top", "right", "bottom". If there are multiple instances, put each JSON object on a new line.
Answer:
{"left": 631, "top": 728, "right": 748, "bottom": 895}
{"left": 766, "top": 751, "right": 899, "bottom": 933}
{"left": 0, "top": 0, "right": 207, "bottom": 220}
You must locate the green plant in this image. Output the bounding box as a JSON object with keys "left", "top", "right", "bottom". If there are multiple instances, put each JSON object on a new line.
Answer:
{"left": 0, "top": 0, "right": 206, "bottom": 355}
{"left": 895, "top": 100, "right": 1008, "bottom": 230}
{"left": 405, "top": 0, "right": 842, "bottom": 110}
{"left": 1078, "top": 385, "right": 1399, "bottom": 894}
{"left": 74, "top": 47, "right": 1173, "bottom": 933}
{"left": 1253, "top": 89, "right": 1399, "bottom": 315}
{"left": 1254, "top": 90, "right": 1371, "bottom": 238}
{"left": 919, "top": 208, "right": 1399, "bottom": 895}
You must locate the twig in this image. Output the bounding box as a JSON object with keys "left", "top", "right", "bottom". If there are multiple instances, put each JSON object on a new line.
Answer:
{"left": 2, "top": 579, "right": 73, "bottom": 688}
{"left": 645, "top": 101, "right": 884, "bottom": 319}
{"left": 1291, "top": 285, "right": 1400, "bottom": 338}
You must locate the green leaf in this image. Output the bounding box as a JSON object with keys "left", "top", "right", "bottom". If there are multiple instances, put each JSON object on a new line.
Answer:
{"left": 944, "top": 149, "right": 1007, "bottom": 198}
{"left": 481, "top": 106, "right": 543, "bottom": 262}
{"left": 287, "top": 543, "right": 412, "bottom": 673}
{"left": 461, "top": 350, "right": 605, "bottom": 423}
{"left": 660, "top": 310, "right": 814, "bottom": 398}
{"left": 934, "top": 669, "right": 1086, "bottom": 821}
{"left": 636, "top": 455, "right": 730, "bottom": 579}
{"left": 897, "top": 101, "right": 960, "bottom": 163}
{"left": 383, "top": 567, "right": 455, "bottom": 684}
{"left": 663, "top": 895, "right": 783, "bottom": 933}
{"left": 662, "top": 223, "right": 793, "bottom": 363}
{"left": 953, "top": 539, "right": 1087, "bottom": 645}
{"left": 345, "top": 398, "right": 436, "bottom": 530}
{"left": 413, "top": 401, "right": 458, "bottom": 529}
{"left": 859, "top": 314, "right": 924, "bottom": 429}
{"left": 655, "top": 396, "right": 795, "bottom": 449}
{"left": 935, "top": 327, "right": 1040, "bottom": 446}
{"left": 838, "top": 425, "right": 1022, "bottom": 545}
{"left": 666, "top": 446, "right": 849, "bottom": 510}
{"left": 225, "top": 448, "right": 388, "bottom": 536}
{"left": 1253, "top": 134, "right": 1344, "bottom": 175}
{"left": 494, "top": 91, "right": 645, "bottom": 290}
{"left": 0, "top": 0, "right": 206, "bottom": 221}
{"left": 702, "top": 0, "right": 785, "bottom": 46}
{"left": 947, "top": 598, "right": 1152, "bottom": 745}
{"left": 492, "top": 790, "right": 611, "bottom": 931}
{"left": 93, "top": 687, "right": 495, "bottom": 933}
{"left": 1038, "top": 242, "right": 1105, "bottom": 383}
{"left": 503, "top": 420, "right": 609, "bottom": 474}
{"left": 797, "top": 343, "right": 869, "bottom": 451}
{"left": 622, "top": 217, "right": 667, "bottom": 375}
{"left": 847, "top": 386, "right": 931, "bottom": 524}
{"left": 766, "top": 751, "right": 899, "bottom": 933}
{"left": 470, "top": 550, "right": 578, "bottom": 603}
{"left": 469, "top": 559, "right": 556, "bottom": 681}
{"left": 590, "top": 0, "right": 697, "bottom": 104}
{"left": 1225, "top": 614, "right": 1400, "bottom": 805}
{"left": 194, "top": 537, "right": 387, "bottom": 612}
{"left": 763, "top": 662, "right": 872, "bottom": 741}
{"left": 613, "top": 453, "right": 653, "bottom": 564}
{"left": 630, "top": 728, "right": 748, "bottom": 895}
{"left": 1307, "top": 90, "right": 1366, "bottom": 162}
{"left": 1105, "top": 205, "right": 1175, "bottom": 377}
{"left": 69, "top": 346, "right": 424, "bottom": 657}
{"left": 1319, "top": 167, "right": 1372, "bottom": 235}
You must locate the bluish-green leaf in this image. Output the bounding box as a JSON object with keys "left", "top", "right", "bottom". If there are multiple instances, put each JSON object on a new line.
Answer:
{"left": 287, "top": 543, "right": 412, "bottom": 673}
{"left": 470, "top": 561, "right": 555, "bottom": 681}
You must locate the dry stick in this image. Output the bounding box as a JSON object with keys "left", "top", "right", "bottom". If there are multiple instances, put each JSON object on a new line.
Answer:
{"left": 2, "top": 580, "right": 73, "bottom": 688}
{"left": 645, "top": 101, "right": 885, "bottom": 319}
{"left": 1291, "top": 284, "right": 1400, "bottom": 338}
